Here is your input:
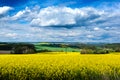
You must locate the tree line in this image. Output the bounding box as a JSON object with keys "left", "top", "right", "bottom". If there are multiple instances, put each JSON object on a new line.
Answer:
{"left": 0, "top": 42, "right": 120, "bottom": 54}
{"left": 0, "top": 43, "right": 36, "bottom": 54}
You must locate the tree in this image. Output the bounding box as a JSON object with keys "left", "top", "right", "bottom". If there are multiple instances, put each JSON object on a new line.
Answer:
{"left": 81, "top": 49, "right": 94, "bottom": 54}
{"left": 60, "top": 44, "right": 68, "bottom": 54}
{"left": 11, "top": 43, "right": 36, "bottom": 54}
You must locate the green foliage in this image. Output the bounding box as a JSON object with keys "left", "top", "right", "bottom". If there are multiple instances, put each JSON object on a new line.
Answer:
{"left": 114, "top": 47, "right": 120, "bottom": 52}
{"left": 0, "top": 44, "right": 12, "bottom": 50}
{"left": 94, "top": 49, "right": 109, "bottom": 54}
{"left": 81, "top": 49, "right": 94, "bottom": 54}
{"left": 11, "top": 43, "right": 36, "bottom": 54}
{"left": 81, "top": 48, "right": 112, "bottom": 54}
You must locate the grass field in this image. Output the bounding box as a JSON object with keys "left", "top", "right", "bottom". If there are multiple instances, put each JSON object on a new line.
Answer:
{"left": 35, "top": 45, "right": 80, "bottom": 52}
{"left": 0, "top": 52, "right": 120, "bottom": 80}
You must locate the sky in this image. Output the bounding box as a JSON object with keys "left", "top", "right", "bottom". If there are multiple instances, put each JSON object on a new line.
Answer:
{"left": 0, "top": 0, "right": 120, "bottom": 42}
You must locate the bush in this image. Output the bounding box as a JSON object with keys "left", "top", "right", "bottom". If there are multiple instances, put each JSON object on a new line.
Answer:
{"left": 94, "top": 48, "right": 113, "bottom": 54}
{"left": 37, "top": 49, "right": 52, "bottom": 52}
{"left": 81, "top": 48, "right": 111, "bottom": 54}
{"left": 81, "top": 49, "right": 94, "bottom": 54}
{"left": 94, "top": 50, "right": 107, "bottom": 54}
{"left": 115, "top": 48, "right": 120, "bottom": 52}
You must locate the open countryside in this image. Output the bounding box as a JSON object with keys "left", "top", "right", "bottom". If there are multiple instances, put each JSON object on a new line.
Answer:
{"left": 0, "top": 0, "right": 120, "bottom": 79}
{"left": 0, "top": 42, "right": 120, "bottom": 80}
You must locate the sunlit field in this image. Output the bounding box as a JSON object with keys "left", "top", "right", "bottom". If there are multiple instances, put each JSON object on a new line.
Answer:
{"left": 0, "top": 52, "right": 120, "bottom": 80}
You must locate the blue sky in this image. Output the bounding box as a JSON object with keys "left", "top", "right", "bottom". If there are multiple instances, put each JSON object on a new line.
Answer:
{"left": 0, "top": 0, "right": 120, "bottom": 42}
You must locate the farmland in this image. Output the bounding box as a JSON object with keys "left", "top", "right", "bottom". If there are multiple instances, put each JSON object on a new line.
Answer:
{"left": 0, "top": 52, "right": 120, "bottom": 80}
{"left": 34, "top": 42, "right": 81, "bottom": 52}
{"left": 35, "top": 44, "right": 80, "bottom": 52}
{"left": 0, "top": 42, "right": 120, "bottom": 54}
{"left": 34, "top": 42, "right": 120, "bottom": 53}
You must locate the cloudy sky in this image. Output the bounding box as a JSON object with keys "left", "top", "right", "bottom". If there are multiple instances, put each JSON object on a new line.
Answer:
{"left": 0, "top": 0, "right": 120, "bottom": 42}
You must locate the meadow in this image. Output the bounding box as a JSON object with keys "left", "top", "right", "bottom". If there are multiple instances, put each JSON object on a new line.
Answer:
{"left": 35, "top": 44, "right": 80, "bottom": 52}
{"left": 0, "top": 52, "right": 120, "bottom": 80}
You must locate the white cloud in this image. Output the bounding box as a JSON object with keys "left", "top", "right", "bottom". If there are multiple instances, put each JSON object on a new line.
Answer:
{"left": 30, "top": 6, "right": 77, "bottom": 26}
{"left": 12, "top": 7, "right": 30, "bottom": 20}
{"left": 93, "top": 27, "right": 100, "bottom": 31}
{"left": 30, "top": 6, "right": 104, "bottom": 27}
{"left": 12, "top": 7, "right": 38, "bottom": 21}
{"left": 5, "top": 33, "right": 17, "bottom": 38}
{"left": 0, "top": 6, "right": 13, "bottom": 16}
{"left": 11, "top": 5, "right": 120, "bottom": 29}
{"left": 11, "top": 6, "right": 104, "bottom": 27}
{"left": 0, "top": 4, "right": 120, "bottom": 42}
{"left": 0, "top": 22, "right": 120, "bottom": 42}
{"left": 87, "top": 35, "right": 94, "bottom": 38}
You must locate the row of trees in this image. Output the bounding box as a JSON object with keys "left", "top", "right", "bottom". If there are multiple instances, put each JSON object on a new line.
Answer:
{"left": 80, "top": 43, "right": 120, "bottom": 54}
{"left": 11, "top": 43, "right": 36, "bottom": 54}
{"left": 0, "top": 43, "right": 36, "bottom": 54}
{"left": 81, "top": 48, "right": 111, "bottom": 54}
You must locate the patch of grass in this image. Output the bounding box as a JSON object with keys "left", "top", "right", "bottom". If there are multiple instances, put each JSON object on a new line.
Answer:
{"left": 35, "top": 45, "right": 80, "bottom": 52}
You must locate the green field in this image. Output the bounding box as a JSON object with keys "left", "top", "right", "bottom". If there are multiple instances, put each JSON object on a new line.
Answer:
{"left": 35, "top": 45, "right": 80, "bottom": 52}
{"left": 0, "top": 52, "right": 120, "bottom": 80}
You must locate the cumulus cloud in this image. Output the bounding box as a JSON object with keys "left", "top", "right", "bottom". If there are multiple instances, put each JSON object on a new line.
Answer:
{"left": 30, "top": 6, "right": 76, "bottom": 26}
{"left": 0, "top": 4, "right": 120, "bottom": 42}
{"left": 0, "top": 22, "right": 120, "bottom": 42}
{"left": 11, "top": 5, "right": 120, "bottom": 29}
{"left": 30, "top": 6, "right": 104, "bottom": 27}
{"left": 12, "top": 6, "right": 40, "bottom": 21}
{"left": 0, "top": 6, "right": 13, "bottom": 18}
{"left": 11, "top": 6, "right": 104, "bottom": 27}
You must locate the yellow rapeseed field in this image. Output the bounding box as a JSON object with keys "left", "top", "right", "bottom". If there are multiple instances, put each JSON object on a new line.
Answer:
{"left": 0, "top": 52, "right": 120, "bottom": 80}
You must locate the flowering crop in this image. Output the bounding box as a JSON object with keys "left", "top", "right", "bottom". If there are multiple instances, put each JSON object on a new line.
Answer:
{"left": 0, "top": 52, "right": 120, "bottom": 80}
